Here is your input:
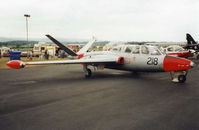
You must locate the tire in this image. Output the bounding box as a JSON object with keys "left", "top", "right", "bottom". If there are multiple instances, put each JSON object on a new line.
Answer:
{"left": 196, "top": 54, "right": 199, "bottom": 60}
{"left": 85, "top": 68, "right": 92, "bottom": 78}
{"left": 178, "top": 75, "right": 186, "bottom": 83}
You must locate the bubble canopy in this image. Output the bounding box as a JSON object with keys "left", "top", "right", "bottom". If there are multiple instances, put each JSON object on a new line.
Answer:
{"left": 111, "top": 45, "right": 163, "bottom": 55}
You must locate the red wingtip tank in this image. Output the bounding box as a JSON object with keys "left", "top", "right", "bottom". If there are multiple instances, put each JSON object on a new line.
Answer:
{"left": 6, "top": 60, "right": 26, "bottom": 69}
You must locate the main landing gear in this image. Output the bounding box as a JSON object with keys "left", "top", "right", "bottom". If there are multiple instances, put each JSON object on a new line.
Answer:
{"left": 194, "top": 52, "right": 199, "bottom": 59}
{"left": 83, "top": 65, "right": 92, "bottom": 78}
{"left": 170, "top": 70, "right": 188, "bottom": 83}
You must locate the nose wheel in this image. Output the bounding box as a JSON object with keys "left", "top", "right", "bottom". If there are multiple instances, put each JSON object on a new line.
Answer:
{"left": 170, "top": 70, "right": 188, "bottom": 83}
{"left": 178, "top": 75, "right": 186, "bottom": 83}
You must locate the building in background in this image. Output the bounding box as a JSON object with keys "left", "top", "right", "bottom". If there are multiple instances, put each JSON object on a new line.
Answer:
{"left": 33, "top": 42, "right": 85, "bottom": 58}
{"left": 33, "top": 42, "right": 58, "bottom": 57}
{"left": 0, "top": 47, "right": 11, "bottom": 57}
{"left": 67, "top": 44, "right": 84, "bottom": 53}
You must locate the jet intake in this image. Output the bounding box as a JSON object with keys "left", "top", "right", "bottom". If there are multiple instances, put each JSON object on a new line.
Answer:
{"left": 118, "top": 57, "right": 124, "bottom": 64}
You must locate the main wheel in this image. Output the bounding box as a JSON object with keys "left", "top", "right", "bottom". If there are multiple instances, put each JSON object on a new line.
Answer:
{"left": 178, "top": 75, "right": 186, "bottom": 83}
{"left": 196, "top": 54, "right": 199, "bottom": 60}
{"left": 85, "top": 68, "right": 92, "bottom": 78}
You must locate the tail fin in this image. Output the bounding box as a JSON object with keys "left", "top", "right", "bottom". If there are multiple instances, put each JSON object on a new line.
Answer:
{"left": 186, "top": 33, "right": 197, "bottom": 45}
{"left": 46, "top": 35, "right": 77, "bottom": 56}
{"left": 77, "top": 36, "right": 96, "bottom": 54}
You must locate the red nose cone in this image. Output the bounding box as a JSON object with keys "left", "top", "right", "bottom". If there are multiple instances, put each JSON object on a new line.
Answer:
{"left": 6, "top": 60, "right": 24, "bottom": 69}
{"left": 163, "top": 56, "right": 192, "bottom": 72}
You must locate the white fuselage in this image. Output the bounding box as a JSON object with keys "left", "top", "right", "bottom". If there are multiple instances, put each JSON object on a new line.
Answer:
{"left": 82, "top": 45, "right": 165, "bottom": 72}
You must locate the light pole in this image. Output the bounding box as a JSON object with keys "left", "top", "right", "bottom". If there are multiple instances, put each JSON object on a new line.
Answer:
{"left": 24, "top": 14, "right": 31, "bottom": 43}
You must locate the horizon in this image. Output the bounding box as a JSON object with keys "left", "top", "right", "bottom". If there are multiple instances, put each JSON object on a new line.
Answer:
{"left": 0, "top": 36, "right": 190, "bottom": 43}
{"left": 0, "top": 36, "right": 195, "bottom": 43}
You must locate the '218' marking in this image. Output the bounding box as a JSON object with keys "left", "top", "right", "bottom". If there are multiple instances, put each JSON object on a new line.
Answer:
{"left": 147, "top": 57, "right": 158, "bottom": 65}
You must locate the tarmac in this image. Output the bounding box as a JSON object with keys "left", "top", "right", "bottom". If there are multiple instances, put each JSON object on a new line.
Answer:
{"left": 0, "top": 61, "right": 199, "bottom": 130}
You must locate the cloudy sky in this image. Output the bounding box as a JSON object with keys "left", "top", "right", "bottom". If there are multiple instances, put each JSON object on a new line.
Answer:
{"left": 0, "top": 0, "right": 198, "bottom": 41}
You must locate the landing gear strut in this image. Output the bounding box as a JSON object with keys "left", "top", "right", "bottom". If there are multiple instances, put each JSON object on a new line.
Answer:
{"left": 170, "top": 70, "right": 188, "bottom": 83}
{"left": 83, "top": 65, "right": 92, "bottom": 78}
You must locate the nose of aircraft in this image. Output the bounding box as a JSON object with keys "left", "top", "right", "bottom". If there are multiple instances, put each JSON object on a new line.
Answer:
{"left": 163, "top": 56, "right": 195, "bottom": 72}
{"left": 190, "top": 61, "right": 195, "bottom": 68}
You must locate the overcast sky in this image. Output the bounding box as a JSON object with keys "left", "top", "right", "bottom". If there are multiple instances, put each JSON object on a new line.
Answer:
{"left": 0, "top": 0, "right": 198, "bottom": 41}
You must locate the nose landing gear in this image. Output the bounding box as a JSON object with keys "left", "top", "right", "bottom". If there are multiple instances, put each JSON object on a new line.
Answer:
{"left": 178, "top": 75, "right": 186, "bottom": 83}
{"left": 170, "top": 70, "right": 188, "bottom": 83}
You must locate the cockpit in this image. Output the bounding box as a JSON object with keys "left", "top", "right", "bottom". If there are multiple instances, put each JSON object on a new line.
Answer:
{"left": 111, "top": 45, "right": 163, "bottom": 55}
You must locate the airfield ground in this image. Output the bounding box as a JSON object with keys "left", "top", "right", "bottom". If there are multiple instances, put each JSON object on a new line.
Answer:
{"left": 0, "top": 60, "right": 199, "bottom": 130}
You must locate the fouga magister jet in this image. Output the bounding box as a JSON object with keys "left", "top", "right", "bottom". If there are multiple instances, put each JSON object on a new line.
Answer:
{"left": 6, "top": 35, "right": 195, "bottom": 83}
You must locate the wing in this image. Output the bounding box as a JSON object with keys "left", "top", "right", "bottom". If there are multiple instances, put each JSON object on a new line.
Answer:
{"left": 6, "top": 57, "right": 123, "bottom": 69}
{"left": 27, "top": 58, "right": 117, "bottom": 65}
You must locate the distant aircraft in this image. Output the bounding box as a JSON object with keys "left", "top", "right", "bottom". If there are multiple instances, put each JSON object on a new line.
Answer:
{"left": 151, "top": 34, "right": 199, "bottom": 59}
{"left": 161, "top": 45, "right": 191, "bottom": 58}
{"left": 7, "top": 38, "right": 195, "bottom": 83}
{"left": 183, "top": 33, "right": 199, "bottom": 59}
{"left": 184, "top": 33, "right": 199, "bottom": 51}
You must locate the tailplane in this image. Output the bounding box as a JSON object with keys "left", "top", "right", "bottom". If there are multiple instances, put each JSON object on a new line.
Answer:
{"left": 46, "top": 35, "right": 77, "bottom": 56}
{"left": 46, "top": 34, "right": 96, "bottom": 56}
